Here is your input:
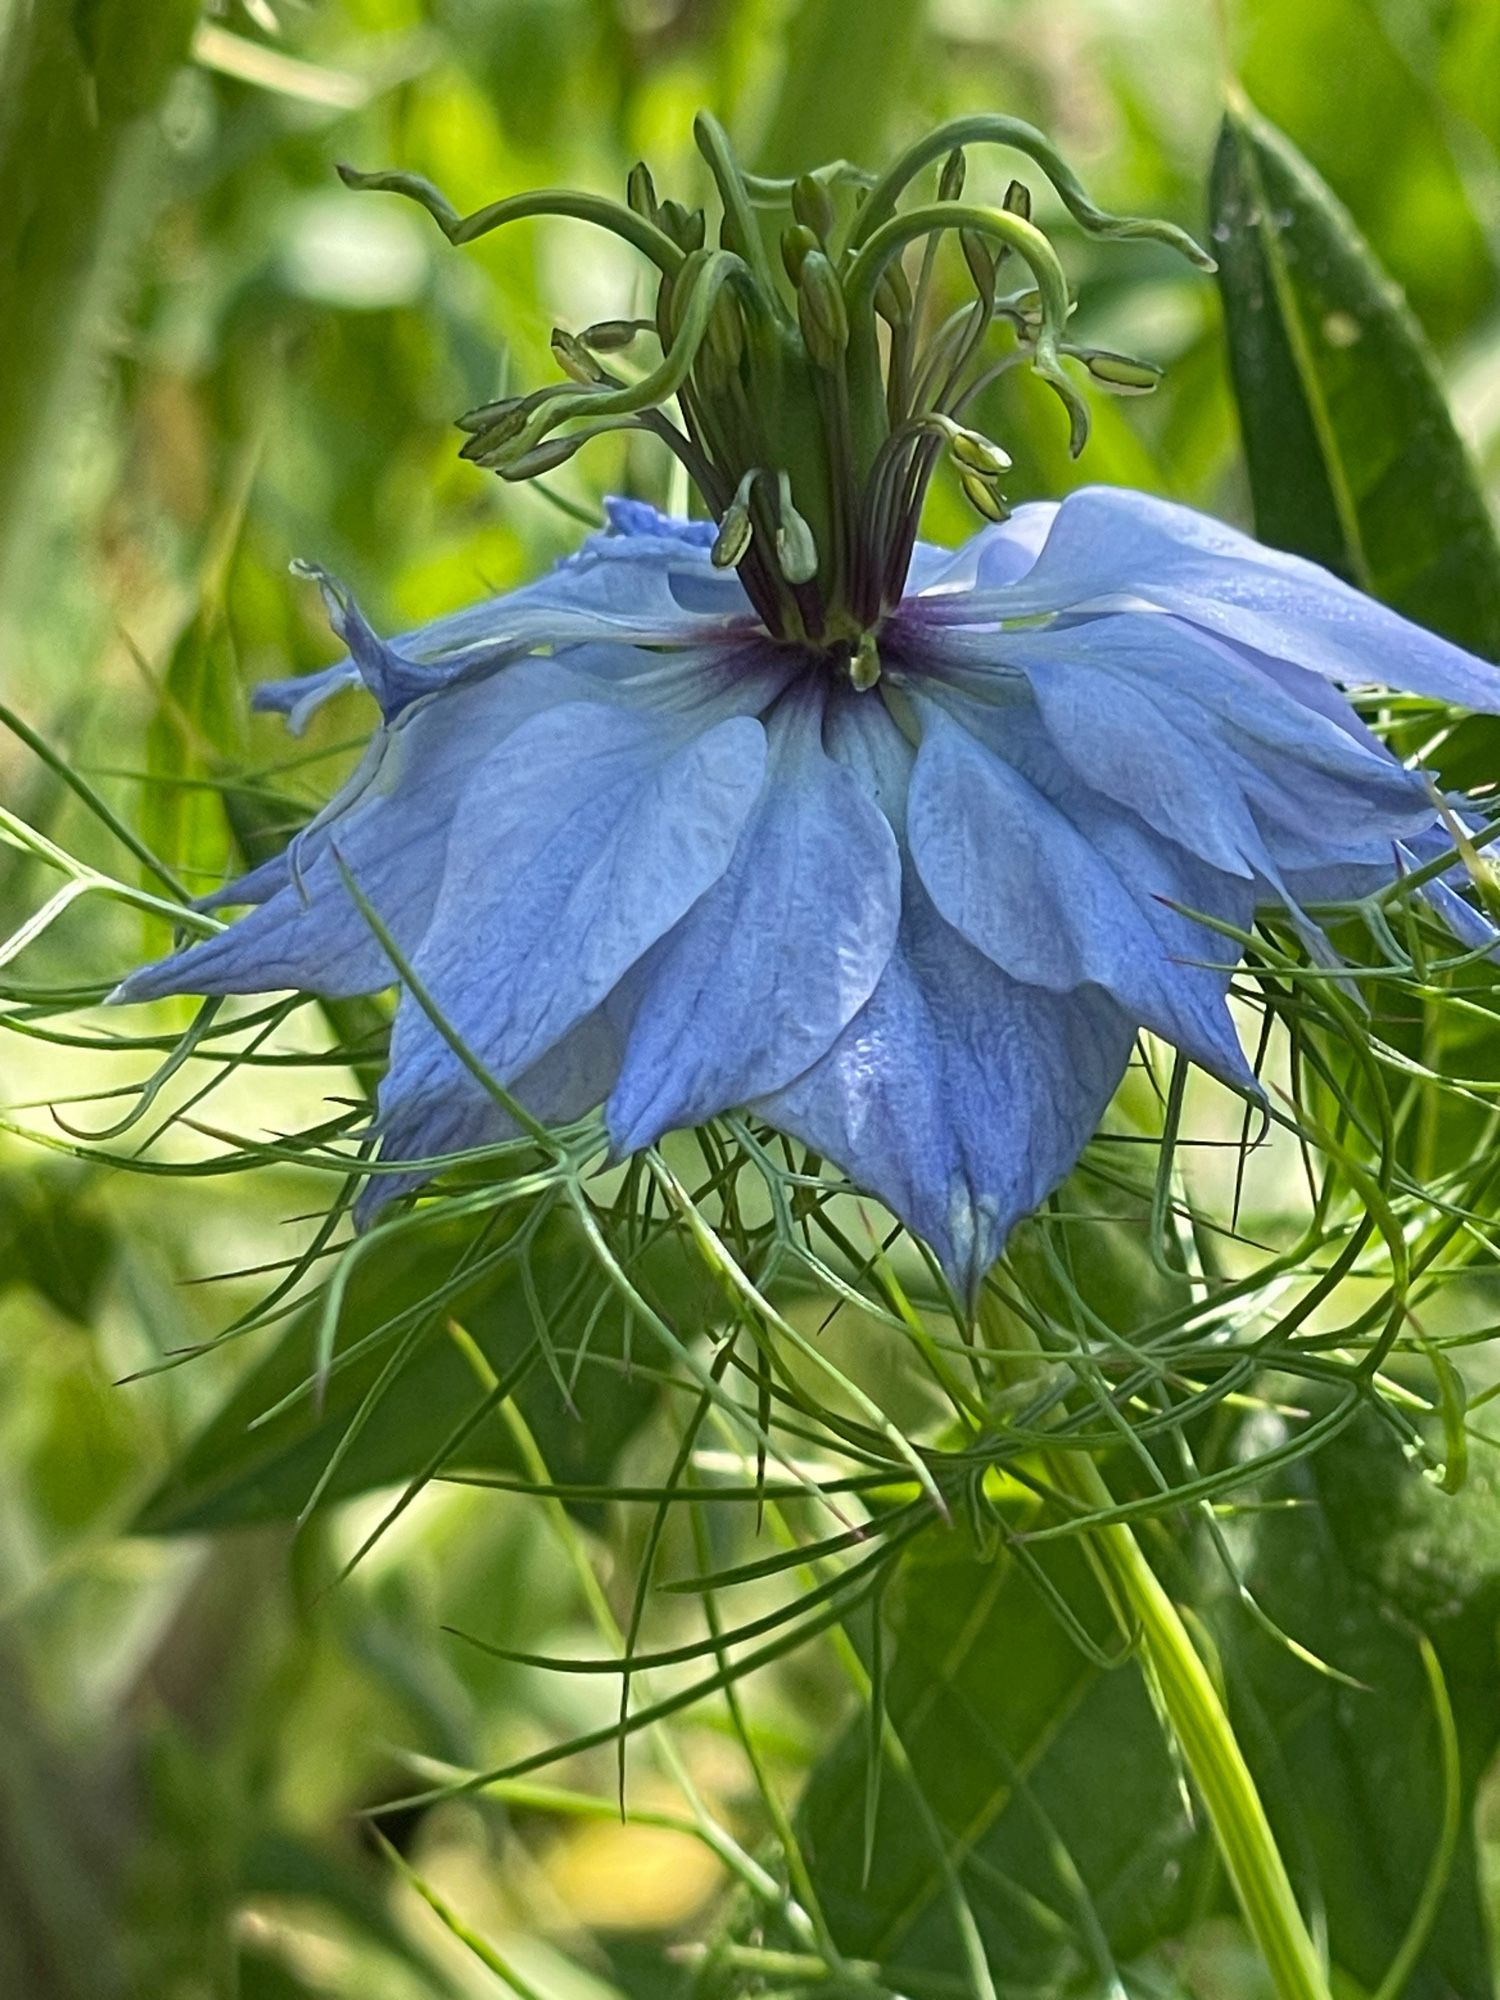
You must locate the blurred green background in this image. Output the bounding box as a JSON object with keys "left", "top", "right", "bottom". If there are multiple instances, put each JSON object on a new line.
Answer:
{"left": 4, "top": 2, "right": 1500, "bottom": 1997}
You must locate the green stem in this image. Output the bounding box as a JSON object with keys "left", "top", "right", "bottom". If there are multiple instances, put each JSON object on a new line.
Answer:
{"left": 1047, "top": 1446, "right": 1332, "bottom": 2000}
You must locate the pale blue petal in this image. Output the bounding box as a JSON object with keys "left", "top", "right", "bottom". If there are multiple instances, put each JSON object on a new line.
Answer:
{"left": 906, "top": 503, "right": 1058, "bottom": 598}
{"left": 915, "top": 486, "right": 1500, "bottom": 713}
{"left": 910, "top": 610, "right": 1439, "bottom": 879}
{"left": 968, "top": 638, "right": 1267, "bottom": 878}
{"left": 600, "top": 498, "right": 717, "bottom": 547}
{"left": 198, "top": 850, "right": 295, "bottom": 912}
{"left": 253, "top": 661, "right": 364, "bottom": 735}
{"left": 606, "top": 681, "right": 902, "bottom": 1153}
{"left": 356, "top": 1005, "right": 623, "bottom": 1223}
{"left": 746, "top": 691, "right": 1137, "bottom": 1298}
{"left": 383, "top": 700, "right": 768, "bottom": 1128}
{"left": 907, "top": 700, "right": 1252, "bottom": 1084}
{"left": 113, "top": 654, "right": 613, "bottom": 1002}
{"left": 256, "top": 511, "right": 754, "bottom": 731}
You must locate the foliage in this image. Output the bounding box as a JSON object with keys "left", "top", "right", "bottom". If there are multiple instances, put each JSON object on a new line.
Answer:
{"left": 4, "top": 4, "right": 1500, "bottom": 1999}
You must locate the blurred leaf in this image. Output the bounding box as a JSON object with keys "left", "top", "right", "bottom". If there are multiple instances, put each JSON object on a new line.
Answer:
{"left": 132, "top": 1204, "right": 668, "bottom": 1535}
{"left": 237, "top": 1948, "right": 328, "bottom": 2000}
{"left": 0, "top": 0, "right": 197, "bottom": 585}
{"left": 0, "top": 1640, "right": 126, "bottom": 2000}
{"left": 1230, "top": 0, "right": 1495, "bottom": 343}
{"left": 796, "top": 1529, "right": 1206, "bottom": 1992}
{"left": 755, "top": 0, "right": 929, "bottom": 175}
{"left": 242, "top": 1829, "right": 446, "bottom": 1986}
{"left": 0, "top": 1166, "right": 114, "bottom": 1327}
{"left": 1211, "top": 100, "right": 1500, "bottom": 658}
{"left": 434, "top": 0, "right": 587, "bottom": 153}
{"left": 141, "top": 461, "right": 259, "bottom": 944}
{"left": 1226, "top": 1408, "right": 1500, "bottom": 2000}
{"left": 29, "top": 1360, "right": 140, "bottom": 1530}
{"left": 1436, "top": 0, "right": 1500, "bottom": 164}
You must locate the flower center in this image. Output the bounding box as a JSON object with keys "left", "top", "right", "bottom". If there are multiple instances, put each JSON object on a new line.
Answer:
{"left": 338, "top": 115, "right": 1209, "bottom": 678}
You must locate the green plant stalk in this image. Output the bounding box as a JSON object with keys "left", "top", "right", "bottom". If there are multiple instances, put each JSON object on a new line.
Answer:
{"left": 1046, "top": 1445, "right": 1332, "bottom": 2000}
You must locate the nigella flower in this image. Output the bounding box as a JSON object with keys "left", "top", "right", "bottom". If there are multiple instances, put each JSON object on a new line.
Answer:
{"left": 112, "top": 116, "right": 1500, "bottom": 1297}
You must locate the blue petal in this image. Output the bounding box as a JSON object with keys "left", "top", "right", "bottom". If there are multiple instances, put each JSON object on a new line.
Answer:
{"left": 257, "top": 519, "right": 754, "bottom": 732}
{"left": 907, "top": 699, "right": 1253, "bottom": 1084}
{"left": 958, "top": 636, "right": 1267, "bottom": 879}
{"left": 750, "top": 692, "right": 1138, "bottom": 1300}
{"left": 287, "top": 563, "right": 456, "bottom": 722}
{"left": 905, "top": 503, "right": 1057, "bottom": 597}
{"left": 198, "top": 850, "right": 295, "bottom": 912}
{"left": 606, "top": 681, "right": 902, "bottom": 1153}
{"left": 383, "top": 700, "right": 768, "bottom": 1129}
{"left": 357, "top": 1005, "right": 623, "bottom": 1222}
{"left": 113, "top": 653, "right": 614, "bottom": 1003}
{"left": 600, "top": 497, "right": 718, "bottom": 547}
{"left": 915, "top": 486, "right": 1500, "bottom": 713}
{"left": 911, "top": 610, "right": 1439, "bottom": 879}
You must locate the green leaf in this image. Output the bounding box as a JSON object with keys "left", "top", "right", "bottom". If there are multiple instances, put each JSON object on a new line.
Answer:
{"left": 1211, "top": 99, "right": 1500, "bottom": 659}
{"left": 1228, "top": 0, "right": 1495, "bottom": 344}
{"left": 1226, "top": 1407, "right": 1500, "bottom": 2000}
{"left": 796, "top": 1529, "right": 1207, "bottom": 1992}
{"left": 0, "top": 1165, "right": 114, "bottom": 1327}
{"left": 132, "top": 1204, "right": 667, "bottom": 1536}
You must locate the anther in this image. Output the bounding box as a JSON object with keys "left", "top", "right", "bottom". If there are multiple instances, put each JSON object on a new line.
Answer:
{"left": 774, "top": 471, "right": 819, "bottom": 585}
{"left": 658, "top": 199, "right": 706, "bottom": 254}
{"left": 936, "top": 416, "right": 1012, "bottom": 478}
{"left": 781, "top": 222, "right": 820, "bottom": 287}
{"left": 712, "top": 469, "right": 761, "bottom": 569}
{"left": 792, "top": 172, "right": 837, "bottom": 245}
{"left": 626, "top": 161, "right": 658, "bottom": 221}
{"left": 1072, "top": 347, "right": 1163, "bottom": 394}
{"left": 797, "top": 250, "right": 850, "bottom": 366}
{"left": 874, "top": 260, "right": 913, "bottom": 327}
{"left": 581, "top": 319, "right": 649, "bottom": 352}
{"left": 959, "top": 469, "right": 1010, "bottom": 522}
{"left": 551, "top": 328, "right": 610, "bottom": 385}
{"left": 961, "top": 229, "right": 997, "bottom": 301}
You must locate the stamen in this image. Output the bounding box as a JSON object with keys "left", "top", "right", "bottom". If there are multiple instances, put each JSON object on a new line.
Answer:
{"left": 774, "top": 472, "right": 819, "bottom": 585}
{"left": 796, "top": 251, "right": 850, "bottom": 368}
{"left": 340, "top": 111, "right": 1207, "bottom": 646}
{"left": 580, "top": 319, "right": 652, "bottom": 352}
{"left": 843, "top": 199, "right": 1090, "bottom": 454}
{"left": 712, "top": 469, "right": 762, "bottom": 569}
{"left": 1069, "top": 347, "right": 1164, "bottom": 394}
{"left": 494, "top": 251, "right": 756, "bottom": 467}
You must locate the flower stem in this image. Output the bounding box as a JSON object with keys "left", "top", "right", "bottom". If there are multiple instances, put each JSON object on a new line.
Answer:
{"left": 1045, "top": 1444, "right": 1331, "bottom": 2000}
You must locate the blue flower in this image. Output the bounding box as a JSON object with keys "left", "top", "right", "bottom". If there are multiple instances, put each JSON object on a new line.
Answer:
{"left": 113, "top": 487, "right": 1500, "bottom": 1296}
